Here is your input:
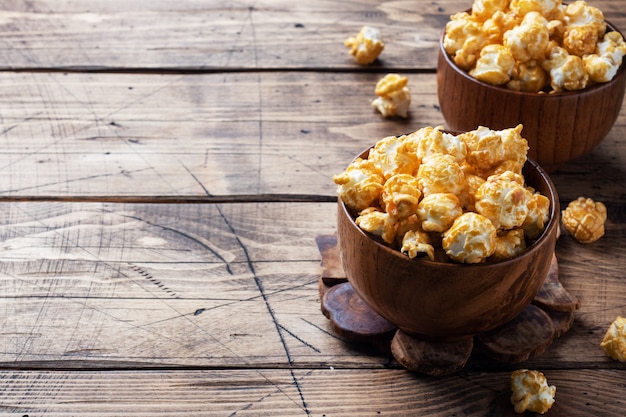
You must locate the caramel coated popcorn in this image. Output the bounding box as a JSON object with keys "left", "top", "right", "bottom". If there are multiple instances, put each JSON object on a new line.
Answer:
{"left": 600, "top": 316, "right": 626, "bottom": 362}
{"left": 561, "top": 196, "right": 607, "bottom": 243}
{"left": 444, "top": 0, "right": 626, "bottom": 92}
{"left": 510, "top": 369, "right": 556, "bottom": 414}
{"left": 333, "top": 125, "right": 550, "bottom": 264}
{"left": 371, "top": 74, "right": 411, "bottom": 118}
{"left": 344, "top": 26, "right": 384, "bottom": 65}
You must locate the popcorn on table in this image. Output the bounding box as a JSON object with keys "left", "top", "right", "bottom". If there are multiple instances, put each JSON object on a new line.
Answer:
{"left": 371, "top": 74, "right": 411, "bottom": 118}
{"left": 510, "top": 369, "right": 556, "bottom": 414}
{"left": 561, "top": 196, "right": 607, "bottom": 243}
{"left": 344, "top": 26, "right": 384, "bottom": 65}
{"left": 601, "top": 316, "right": 626, "bottom": 362}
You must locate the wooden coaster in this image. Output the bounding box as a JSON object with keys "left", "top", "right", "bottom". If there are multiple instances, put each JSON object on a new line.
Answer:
{"left": 476, "top": 304, "right": 556, "bottom": 363}
{"left": 391, "top": 330, "right": 473, "bottom": 376}
{"left": 316, "top": 234, "right": 580, "bottom": 375}
{"left": 533, "top": 253, "right": 581, "bottom": 312}
{"left": 321, "top": 281, "right": 397, "bottom": 342}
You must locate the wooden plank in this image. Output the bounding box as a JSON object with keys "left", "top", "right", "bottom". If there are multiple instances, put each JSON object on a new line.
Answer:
{"left": 0, "top": 201, "right": 623, "bottom": 371}
{"left": 0, "top": 71, "right": 442, "bottom": 198}
{"left": 0, "top": 0, "right": 469, "bottom": 71}
{"left": 0, "top": 368, "right": 623, "bottom": 416}
{"left": 0, "top": 0, "right": 623, "bottom": 71}
{"left": 0, "top": 71, "right": 624, "bottom": 199}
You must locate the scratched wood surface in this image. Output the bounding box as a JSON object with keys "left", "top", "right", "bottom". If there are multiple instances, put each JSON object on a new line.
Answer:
{"left": 0, "top": 0, "right": 624, "bottom": 416}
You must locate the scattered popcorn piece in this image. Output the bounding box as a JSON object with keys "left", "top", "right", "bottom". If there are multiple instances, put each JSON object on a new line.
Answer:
{"left": 381, "top": 174, "right": 422, "bottom": 220}
{"left": 600, "top": 316, "right": 626, "bottom": 362}
{"left": 561, "top": 196, "right": 607, "bottom": 243}
{"left": 333, "top": 158, "right": 384, "bottom": 212}
{"left": 344, "top": 26, "right": 384, "bottom": 65}
{"left": 371, "top": 74, "right": 411, "bottom": 118}
{"left": 494, "top": 228, "right": 527, "bottom": 259}
{"left": 417, "top": 193, "right": 463, "bottom": 233}
{"left": 417, "top": 153, "right": 466, "bottom": 196}
{"left": 368, "top": 135, "right": 419, "bottom": 179}
{"left": 443, "top": 212, "right": 497, "bottom": 263}
{"left": 401, "top": 229, "right": 435, "bottom": 261}
{"left": 475, "top": 170, "right": 532, "bottom": 230}
{"left": 356, "top": 207, "right": 396, "bottom": 245}
{"left": 510, "top": 369, "right": 556, "bottom": 414}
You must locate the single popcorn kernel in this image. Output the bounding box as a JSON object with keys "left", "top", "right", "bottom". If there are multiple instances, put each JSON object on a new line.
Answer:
{"left": 333, "top": 158, "right": 384, "bottom": 212}
{"left": 561, "top": 196, "right": 607, "bottom": 243}
{"left": 417, "top": 153, "right": 466, "bottom": 197}
{"left": 600, "top": 316, "right": 626, "bottom": 362}
{"left": 470, "top": 44, "right": 517, "bottom": 85}
{"left": 494, "top": 228, "right": 527, "bottom": 259}
{"left": 475, "top": 170, "right": 532, "bottom": 230}
{"left": 356, "top": 207, "right": 395, "bottom": 245}
{"left": 442, "top": 212, "right": 497, "bottom": 263}
{"left": 372, "top": 74, "right": 411, "bottom": 118}
{"left": 380, "top": 174, "right": 422, "bottom": 220}
{"left": 368, "top": 135, "right": 419, "bottom": 180}
{"left": 344, "top": 26, "right": 384, "bottom": 65}
{"left": 510, "top": 369, "right": 556, "bottom": 414}
{"left": 417, "top": 193, "right": 463, "bottom": 233}
{"left": 401, "top": 229, "right": 435, "bottom": 261}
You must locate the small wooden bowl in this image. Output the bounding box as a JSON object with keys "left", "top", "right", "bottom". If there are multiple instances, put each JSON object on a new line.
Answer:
{"left": 436, "top": 21, "right": 626, "bottom": 173}
{"left": 337, "top": 155, "right": 560, "bottom": 341}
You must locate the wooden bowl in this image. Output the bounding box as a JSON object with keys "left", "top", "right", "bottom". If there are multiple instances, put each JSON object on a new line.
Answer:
{"left": 436, "top": 21, "right": 626, "bottom": 173}
{"left": 337, "top": 155, "right": 560, "bottom": 341}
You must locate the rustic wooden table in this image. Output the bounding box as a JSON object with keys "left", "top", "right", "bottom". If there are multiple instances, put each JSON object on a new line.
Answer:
{"left": 0, "top": 1, "right": 624, "bottom": 415}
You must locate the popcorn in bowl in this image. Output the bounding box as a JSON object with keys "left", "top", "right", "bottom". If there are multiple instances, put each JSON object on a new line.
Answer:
{"left": 333, "top": 125, "right": 550, "bottom": 264}
{"left": 443, "top": 0, "right": 626, "bottom": 92}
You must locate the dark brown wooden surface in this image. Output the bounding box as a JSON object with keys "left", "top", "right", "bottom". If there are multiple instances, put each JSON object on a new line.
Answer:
{"left": 0, "top": 1, "right": 624, "bottom": 415}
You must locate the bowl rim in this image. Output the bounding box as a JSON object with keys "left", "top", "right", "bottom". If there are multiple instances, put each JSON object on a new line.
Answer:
{"left": 438, "top": 15, "right": 626, "bottom": 97}
{"left": 339, "top": 152, "right": 560, "bottom": 269}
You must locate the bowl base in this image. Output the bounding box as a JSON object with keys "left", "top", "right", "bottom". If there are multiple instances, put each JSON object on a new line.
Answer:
{"left": 316, "top": 234, "right": 579, "bottom": 376}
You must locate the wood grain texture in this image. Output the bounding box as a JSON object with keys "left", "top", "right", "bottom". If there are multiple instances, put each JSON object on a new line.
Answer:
{"left": 0, "top": 71, "right": 442, "bottom": 198}
{"left": 0, "top": 71, "right": 623, "bottom": 199}
{"left": 0, "top": 202, "right": 622, "bottom": 373}
{"left": 0, "top": 0, "right": 624, "bottom": 415}
{"left": 0, "top": 369, "right": 622, "bottom": 416}
{"left": 0, "top": 0, "right": 470, "bottom": 71}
